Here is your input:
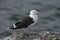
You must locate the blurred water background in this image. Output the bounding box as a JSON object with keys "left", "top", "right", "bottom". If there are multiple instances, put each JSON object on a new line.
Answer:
{"left": 0, "top": 0, "right": 60, "bottom": 39}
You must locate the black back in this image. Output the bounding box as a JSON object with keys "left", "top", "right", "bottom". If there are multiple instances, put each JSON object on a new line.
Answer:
{"left": 11, "top": 16, "right": 34, "bottom": 29}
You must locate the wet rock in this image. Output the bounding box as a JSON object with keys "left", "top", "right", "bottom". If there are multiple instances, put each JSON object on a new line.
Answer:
{"left": 4, "top": 31, "right": 60, "bottom": 40}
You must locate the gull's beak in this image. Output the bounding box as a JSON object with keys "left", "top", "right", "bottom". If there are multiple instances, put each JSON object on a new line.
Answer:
{"left": 36, "top": 11, "right": 40, "bottom": 15}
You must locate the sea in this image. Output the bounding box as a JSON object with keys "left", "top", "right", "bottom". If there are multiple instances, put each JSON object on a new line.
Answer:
{"left": 0, "top": 0, "right": 60, "bottom": 39}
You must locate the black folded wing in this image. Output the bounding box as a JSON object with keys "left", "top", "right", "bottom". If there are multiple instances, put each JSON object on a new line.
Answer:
{"left": 10, "top": 16, "right": 34, "bottom": 29}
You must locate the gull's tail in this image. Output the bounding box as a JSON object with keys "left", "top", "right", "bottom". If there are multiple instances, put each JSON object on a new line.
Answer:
{"left": 7, "top": 24, "right": 19, "bottom": 30}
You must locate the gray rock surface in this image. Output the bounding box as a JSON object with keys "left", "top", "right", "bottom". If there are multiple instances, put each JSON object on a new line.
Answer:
{"left": 3, "top": 31, "right": 60, "bottom": 40}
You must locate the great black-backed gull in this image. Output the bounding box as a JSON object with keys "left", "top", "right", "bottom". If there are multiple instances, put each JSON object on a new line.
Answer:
{"left": 9, "top": 10, "right": 39, "bottom": 29}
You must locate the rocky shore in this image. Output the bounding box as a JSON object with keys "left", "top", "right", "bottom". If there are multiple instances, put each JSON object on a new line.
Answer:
{"left": 3, "top": 31, "right": 60, "bottom": 40}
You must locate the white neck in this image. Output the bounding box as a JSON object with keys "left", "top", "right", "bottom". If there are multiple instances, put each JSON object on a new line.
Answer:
{"left": 29, "top": 14, "right": 38, "bottom": 24}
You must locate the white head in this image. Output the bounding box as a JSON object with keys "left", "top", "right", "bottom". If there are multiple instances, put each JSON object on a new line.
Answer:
{"left": 29, "top": 10, "right": 39, "bottom": 25}
{"left": 30, "top": 10, "right": 39, "bottom": 15}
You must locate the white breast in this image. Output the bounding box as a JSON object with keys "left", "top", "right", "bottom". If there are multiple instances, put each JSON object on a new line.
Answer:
{"left": 29, "top": 14, "right": 38, "bottom": 25}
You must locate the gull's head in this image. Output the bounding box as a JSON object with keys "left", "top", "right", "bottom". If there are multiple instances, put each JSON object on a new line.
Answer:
{"left": 30, "top": 10, "right": 39, "bottom": 15}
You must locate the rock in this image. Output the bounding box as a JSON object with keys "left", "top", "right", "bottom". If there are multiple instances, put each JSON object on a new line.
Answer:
{"left": 3, "top": 31, "right": 60, "bottom": 40}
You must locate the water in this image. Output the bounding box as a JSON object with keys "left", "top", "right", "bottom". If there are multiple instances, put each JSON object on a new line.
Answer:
{"left": 0, "top": 0, "right": 60, "bottom": 39}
